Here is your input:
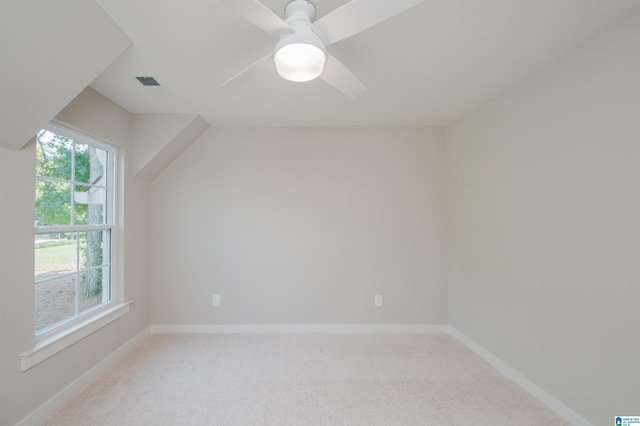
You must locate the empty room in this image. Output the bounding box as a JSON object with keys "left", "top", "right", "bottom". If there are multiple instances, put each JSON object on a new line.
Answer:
{"left": 1, "top": 0, "right": 639, "bottom": 425}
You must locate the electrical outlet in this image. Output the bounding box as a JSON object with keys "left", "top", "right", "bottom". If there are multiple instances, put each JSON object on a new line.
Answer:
{"left": 375, "top": 295, "right": 383, "bottom": 307}
{"left": 212, "top": 295, "right": 221, "bottom": 307}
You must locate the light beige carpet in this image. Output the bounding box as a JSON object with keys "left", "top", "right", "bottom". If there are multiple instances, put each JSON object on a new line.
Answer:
{"left": 42, "top": 333, "right": 568, "bottom": 425}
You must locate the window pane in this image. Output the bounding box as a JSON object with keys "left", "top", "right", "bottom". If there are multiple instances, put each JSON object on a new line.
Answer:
{"left": 73, "top": 188, "right": 88, "bottom": 225}
{"left": 36, "top": 130, "right": 73, "bottom": 181}
{"left": 79, "top": 268, "right": 110, "bottom": 314}
{"left": 35, "top": 233, "right": 77, "bottom": 282}
{"left": 74, "top": 184, "right": 107, "bottom": 225}
{"left": 74, "top": 143, "right": 90, "bottom": 183}
{"left": 78, "top": 230, "right": 108, "bottom": 295}
{"left": 36, "top": 180, "right": 72, "bottom": 226}
{"left": 75, "top": 143, "right": 108, "bottom": 185}
{"left": 35, "top": 274, "right": 77, "bottom": 333}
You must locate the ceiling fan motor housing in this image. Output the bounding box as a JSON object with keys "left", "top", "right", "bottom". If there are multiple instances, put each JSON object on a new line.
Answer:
{"left": 276, "top": 0, "right": 324, "bottom": 53}
{"left": 284, "top": 0, "right": 316, "bottom": 22}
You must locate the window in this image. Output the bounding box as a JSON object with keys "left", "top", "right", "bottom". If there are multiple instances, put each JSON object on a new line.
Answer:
{"left": 34, "top": 124, "right": 116, "bottom": 338}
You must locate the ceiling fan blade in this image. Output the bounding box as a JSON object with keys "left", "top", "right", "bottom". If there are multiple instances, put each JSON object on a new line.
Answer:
{"left": 220, "top": 0, "right": 291, "bottom": 37}
{"left": 320, "top": 53, "right": 366, "bottom": 98}
{"left": 221, "top": 53, "right": 275, "bottom": 89}
{"left": 312, "top": 0, "right": 424, "bottom": 46}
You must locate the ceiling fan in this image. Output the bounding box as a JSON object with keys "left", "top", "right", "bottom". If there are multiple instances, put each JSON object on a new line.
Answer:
{"left": 221, "top": 0, "right": 425, "bottom": 97}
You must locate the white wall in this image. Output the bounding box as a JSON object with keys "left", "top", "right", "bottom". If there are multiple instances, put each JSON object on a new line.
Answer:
{"left": 151, "top": 126, "right": 447, "bottom": 325}
{"left": 446, "top": 13, "right": 640, "bottom": 425}
{"left": 0, "top": 88, "right": 150, "bottom": 425}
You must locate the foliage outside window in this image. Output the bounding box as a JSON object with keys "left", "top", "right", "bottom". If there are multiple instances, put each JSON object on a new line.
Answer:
{"left": 35, "top": 124, "right": 115, "bottom": 337}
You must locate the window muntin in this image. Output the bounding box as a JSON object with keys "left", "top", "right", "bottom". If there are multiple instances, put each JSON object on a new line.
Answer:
{"left": 35, "top": 125, "right": 115, "bottom": 337}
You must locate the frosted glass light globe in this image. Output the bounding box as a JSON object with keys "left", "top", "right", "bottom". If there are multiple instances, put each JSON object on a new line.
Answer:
{"left": 274, "top": 43, "right": 326, "bottom": 82}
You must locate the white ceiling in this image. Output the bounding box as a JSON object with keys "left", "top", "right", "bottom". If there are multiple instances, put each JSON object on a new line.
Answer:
{"left": 91, "top": 0, "right": 640, "bottom": 127}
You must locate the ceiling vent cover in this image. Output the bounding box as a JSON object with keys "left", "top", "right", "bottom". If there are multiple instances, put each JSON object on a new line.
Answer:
{"left": 135, "top": 76, "right": 160, "bottom": 86}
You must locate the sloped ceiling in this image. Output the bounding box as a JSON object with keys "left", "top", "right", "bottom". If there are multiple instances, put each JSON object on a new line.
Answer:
{"left": 132, "top": 113, "right": 211, "bottom": 181}
{"left": 0, "top": 0, "right": 131, "bottom": 150}
{"left": 91, "top": 0, "right": 640, "bottom": 127}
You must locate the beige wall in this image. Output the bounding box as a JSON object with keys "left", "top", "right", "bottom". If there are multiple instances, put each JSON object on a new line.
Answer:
{"left": 446, "top": 13, "right": 640, "bottom": 425}
{"left": 150, "top": 126, "right": 448, "bottom": 325}
{"left": 0, "top": 88, "right": 150, "bottom": 425}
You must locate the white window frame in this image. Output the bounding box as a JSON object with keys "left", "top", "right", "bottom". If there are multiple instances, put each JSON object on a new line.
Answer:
{"left": 21, "top": 121, "right": 130, "bottom": 371}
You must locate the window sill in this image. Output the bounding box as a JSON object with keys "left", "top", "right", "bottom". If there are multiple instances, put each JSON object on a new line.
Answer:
{"left": 20, "top": 301, "right": 132, "bottom": 371}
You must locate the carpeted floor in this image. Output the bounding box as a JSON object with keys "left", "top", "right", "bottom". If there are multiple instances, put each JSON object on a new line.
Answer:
{"left": 42, "top": 333, "right": 568, "bottom": 425}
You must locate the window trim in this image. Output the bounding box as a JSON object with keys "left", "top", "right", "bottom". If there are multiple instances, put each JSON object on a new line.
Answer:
{"left": 20, "top": 301, "right": 132, "bottom": 371}
{"left": 23, "top": 121, "right": 131, "bottom": 369}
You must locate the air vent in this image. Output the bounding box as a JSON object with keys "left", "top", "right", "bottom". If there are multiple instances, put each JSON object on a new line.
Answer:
{"left": 135, "top": 76, "right": 160, "bottom": 86}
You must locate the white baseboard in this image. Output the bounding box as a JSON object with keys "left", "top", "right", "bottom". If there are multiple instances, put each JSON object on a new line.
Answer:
{"left": 449, "top": 327, "right": 593, "bottom": 426}
{"left": 16, "top": 327, "right": 150, "bottom": 426}
{"left": 150, "top": 323, "right": 449, "bottom": 334}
